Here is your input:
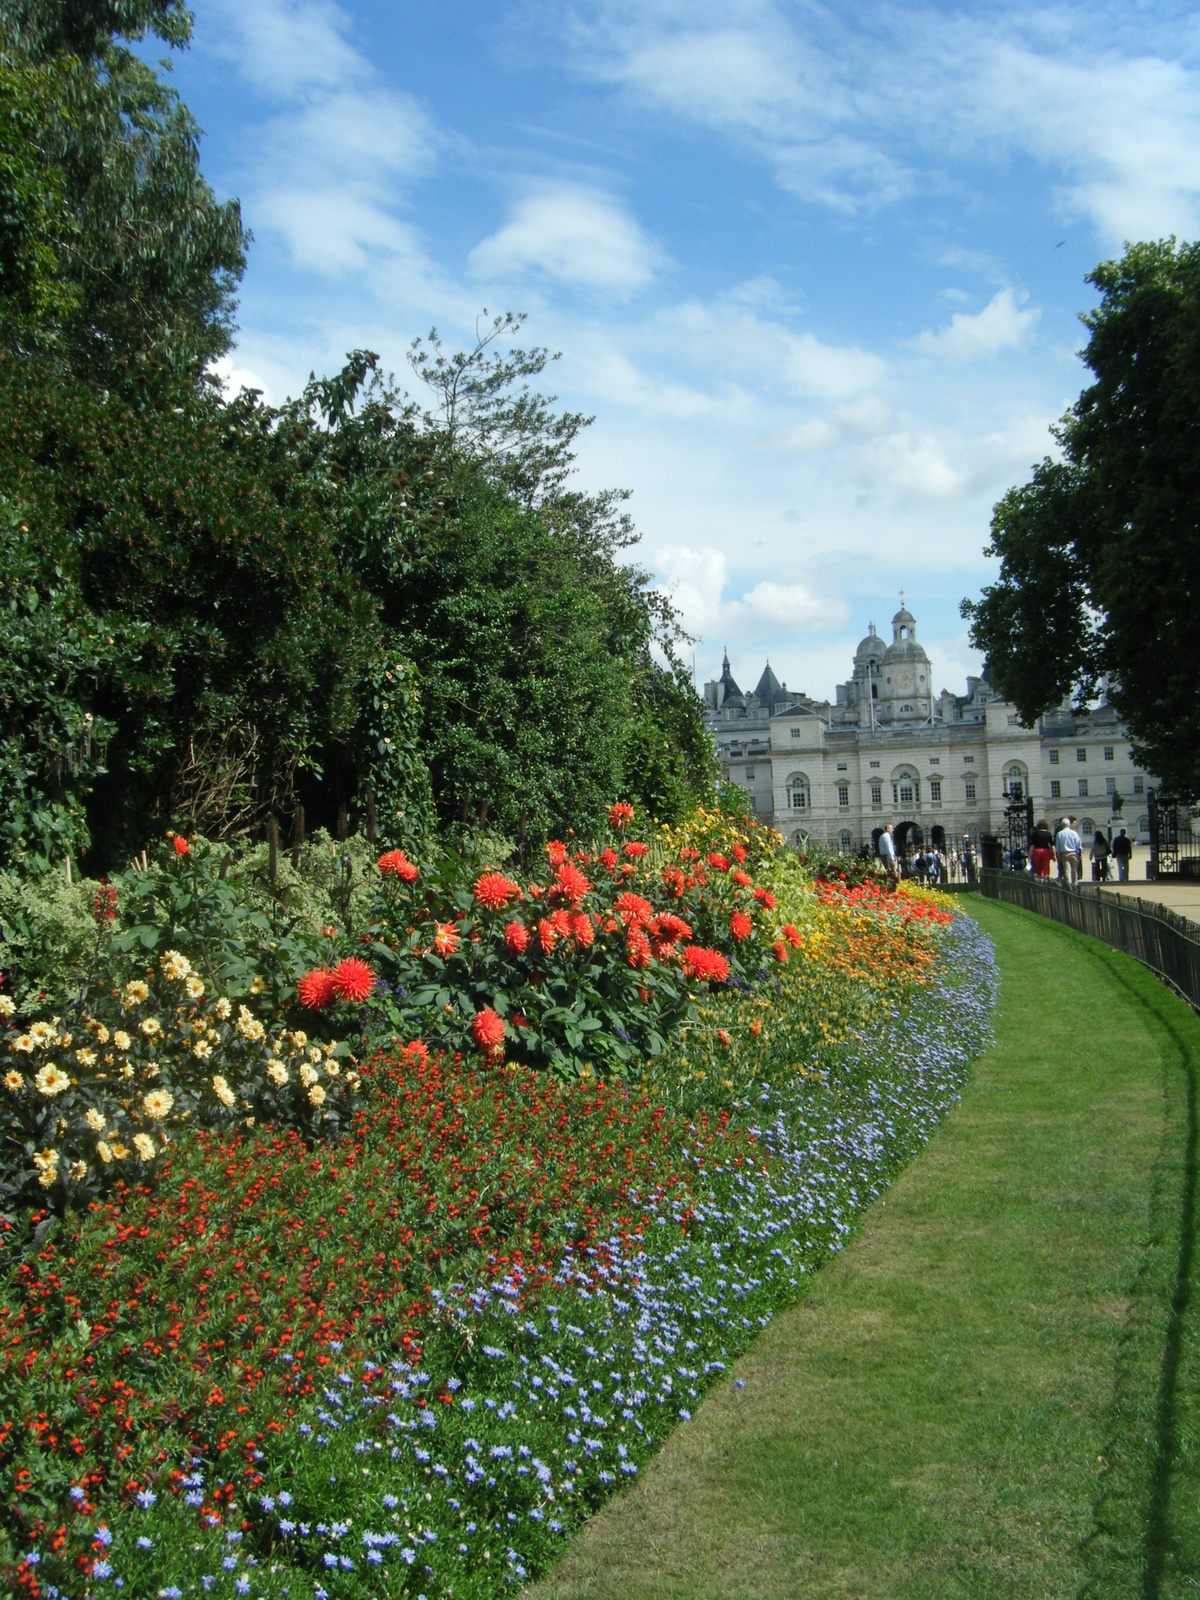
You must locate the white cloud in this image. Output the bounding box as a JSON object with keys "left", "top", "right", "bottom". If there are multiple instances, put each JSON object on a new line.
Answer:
{"left": 761, "top": 394, "right": 895, "bottom": 452}
{"left": 202, "top": 0, "right": 370, "bottom": 96}
{"left": 911, "top": 289, "right": 1040, "bottom": 361}
{"left": 470, "top": 185, "right": 663, "bottom": 295}
{"left": 210, "top": 355, "right": 274, "bottom": 405}
{"left": 853, "top": 431, "right": 966, "bottom": 502}
{"left": 653, "top": 543, "right": 848, "bottom": 646}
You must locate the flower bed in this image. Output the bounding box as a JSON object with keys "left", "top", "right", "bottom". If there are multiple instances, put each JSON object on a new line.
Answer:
{"left": 1, "top": 877, "right": 997, "bottom": 1599}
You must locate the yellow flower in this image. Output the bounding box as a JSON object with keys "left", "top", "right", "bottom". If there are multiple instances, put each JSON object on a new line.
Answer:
{"left": 140, "top": 1017, "right": 162, "bottom": 1038}
{"left": 249, "top": 976, "right": 264, "bottom": 995}
{"left": 94, "top": 1023, "right": 110, "bottom": 1044}
{"left": 29, "top": 1020, "right": 55, "bottom": 1044}
{"left": 236, "top": 1006, "right": 265, "bottom": 1043}
{"left": 307, "top": 1083, "right": 326, "bottom": 1107}
{"left": 123, "top": 980, "right": 150, "bottom": 1007}
{"left": 160, "top": 949, "right": 192, "bottom": 982}
{"left": 109, "top": 1141, "right": 129, "bottom": 1160}
{"left": 211, "top": 1075, "right": 235, "bottom": 1107}
{"left": 192, "top": 1039, "right": 212, "bottom": 1060}
{"left": 97, "top": 1140, "right": 113, "bottom": 1164}
{"left": 12, "top": 1034, "right": 34, "bottom": 1053}
{"left": 0, "top": 995, "right": 14, "bottom": 1018}
{"left": 4, "top": 1069, "right": 22, "bottom": 1091}
{"left": 132, "top": 1133, "right": 156, "bottom": 1160}
{"left": 75, "top": 1047, "right": 97, "bottom": 1068}
{"left": 142, "top": 1089, "right": 174, "bottom": 1119}
{"left": 345, "top": 1072, "right": 359, "bottom": 1090}
{"left": 85, "top": 1108, "right": 106, "bottom": 1132}
{"left": 299, "top": 1064, "right": 319, "bottom": 1087}
{"left": 324, "top": 1060, "right": 340, "bottom": 1078}
{"left": 121, "top": 1063, "right": 134, "bottom": 1079}
{"left": 185, "top": 974, "right": 205, "bottom": 1001}
{"left": 266, "top": 1062, "right": 289, "bottom": 1087}
{"left": 32, "top": 1147, "right": 59, "bottom": 1186}
{"left": 290, "top": 1030, "right": 308, "bottom": 1050}
{"left": 214, "top": 998, "right": 231, "bottom": 1021}
{"left": 34, "top": 1064, "right": 70, "bottom": 1097}
{"left": 69, "top": 1160, "right": 87, "bottom": 1180}
{"left": 113, "top": 1031, "right": 132, "bottom": 1051}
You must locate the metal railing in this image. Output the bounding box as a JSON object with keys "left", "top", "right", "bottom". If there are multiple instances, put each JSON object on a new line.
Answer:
{"left": 978, "top": 870, "right": 1200, "bottom": 1013}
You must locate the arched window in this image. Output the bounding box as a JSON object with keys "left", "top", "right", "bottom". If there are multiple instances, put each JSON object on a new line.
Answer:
{"left": 787, "top": 773, "right": 810, "bottom": 811}
{"left": 1005, "top": 763, "right": 1028, "bottom": 801}
{"left": 1080, "top": 817, "right": 1096, "bottom": 836}
{"left": 891, "top": 767, "right": 919, "bottom": 809}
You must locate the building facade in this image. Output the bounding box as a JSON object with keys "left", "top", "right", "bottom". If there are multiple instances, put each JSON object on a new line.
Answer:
{"left": 703, "top": 605, "right": 1158, "bottom": 855}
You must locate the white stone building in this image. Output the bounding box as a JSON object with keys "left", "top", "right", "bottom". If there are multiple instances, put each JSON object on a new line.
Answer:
{"left": 704, "top": 604, "right": 1158, "bottom": 856}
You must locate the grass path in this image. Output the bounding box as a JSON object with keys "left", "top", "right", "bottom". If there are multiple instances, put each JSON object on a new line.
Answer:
{"left": 526, "top": 898, "right": 1199, "bottom": 1598}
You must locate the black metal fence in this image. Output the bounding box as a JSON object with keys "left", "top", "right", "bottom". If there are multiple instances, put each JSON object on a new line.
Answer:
{"left": 978, "top": 870, "right": 1200, "bottom": 1012}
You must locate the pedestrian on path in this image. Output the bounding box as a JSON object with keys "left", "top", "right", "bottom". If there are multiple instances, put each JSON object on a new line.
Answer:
{"left": 1056, "top": 817, "right": 1082, "bottom": 886}
{"left": 1112, "top": 827, "right": 1132, "bottom": 883}
{"left": 1090, "top": 831, "right": 1111, "bottom": 882}
{"left": 1030, "top": 818, "right": 1055, "bottom": 879}
{"left": 878, "top": 823, "right": 898, "bottom": 885}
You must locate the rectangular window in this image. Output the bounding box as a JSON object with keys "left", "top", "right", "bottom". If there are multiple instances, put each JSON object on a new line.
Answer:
{"left": 838, "top": 784, "right": 850, "bottom": 807}
{"left": 836, "top": 762, "right": 848, "bottom": 771}
{"left": 1078, "top": 778, "right": 1089, "bottom": 797}
{"left": 899, "top": 783, "right": 914, "bottom": 806}
{"left": 1076, "top": 747, "right": 1087, "bottom": 762}
{"left": 871, "top": 783, "right": 882, "bottom": 807}
{"left": 1106, "top": 776, "right": 1116, "bottom": 795}
{"left": 745, "top": 767, "right": 754, "bottom": 780}
{"left": 965, "top": 781, "right": 976, "bottom": 802}
{"left": 928, "top": 757, "right": 940, "bottom": 765}
{"left": 1050, "top": 779, "right": 1061, "bottom": 799}
{"left": 748, "top": 795, "right": 757, "bottom": 811}
{"left": 963, "top": 755, "right": 975, "bottom": 763}
{"left": 930, "top": 780, "right": 942, "bottom": 802}
{"left": 1134, "top": 776, "right": 1144, "bottom": 794}
{"left": 1104, "top": 746, "right": 1114, "bottom": 761}
{"left": 1049, "top": 749, "right": 1059, "bottom": 765}
{"left": 790, "top": 727, "right": 801, "bottom": 739}
{"left": 1007, "top": 713, "right": 1020, "bottom": 725}
{"left": 869, "top": 759, "right": 880, "bottom": 769}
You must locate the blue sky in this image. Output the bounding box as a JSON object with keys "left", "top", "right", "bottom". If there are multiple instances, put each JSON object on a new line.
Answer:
{"left": 168, "top": 0, "right": 1200, "bottom": 703}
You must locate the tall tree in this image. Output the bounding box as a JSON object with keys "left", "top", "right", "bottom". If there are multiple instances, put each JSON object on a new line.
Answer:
{"left": 1, "top": 0, "right": 246, "bottom": 382}
{"left": 963, "top": 239, "right": 1200, "bottom": 797}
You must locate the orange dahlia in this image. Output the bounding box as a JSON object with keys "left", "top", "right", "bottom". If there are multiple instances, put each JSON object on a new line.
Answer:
{"left": 471, "top": 1008, "right": 506, "bottom": 1050}
{"left": 729, "top": 911, "right": 753, "bottom": 941}
{"left": 474, "top": 871, "right": 521, "bottom": 911}
{"left": 332, "top": 957, "right": 376, "bottom": 1003}
{"left": 608, "top": 801, "right": 635, "bottom": 829}
{"left": 297, "top": 967, "right": 337, "bottom": 1010}
{"left": 682, "top": 946, "right": 730, "bottom": 983}
{"left": 432, "top": 922, "right": 460, "bottom": 958}
{"left": 378, "top": 849, "right": 419, "bottom": 883}
{"left": 552, "top": 860, "right": 592, "bottom": 906}
{"left": 625, "top": 928, "right": 652, "bottom": 968}
{"left": 504, "top": 919, "right": 530, "bottom": 954}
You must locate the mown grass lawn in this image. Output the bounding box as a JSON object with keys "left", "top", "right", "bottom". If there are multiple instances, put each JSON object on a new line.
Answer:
{"left": 526, "top": 895, "right": 1200, "bottom": 1599}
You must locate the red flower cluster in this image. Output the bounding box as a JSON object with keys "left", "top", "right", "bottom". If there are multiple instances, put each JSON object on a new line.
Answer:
{"left": 623, "top": 841, "right": 649, "bottom": 859}
{"left": 682, "top": 946, "right": 730, "bottom": 983}
{"left": 378, "top": 849, "right": 419, "bottom": 883}
{"left": 780, "top": 923, "right": 802, "bottom": 948}
{"left": 298, "top": 958, "right": 376, "bottom": 1008}
{"left": 297, "top": 967, "right": 336, "bottom": 1009}
{"left": 473, "top": 871, "right": 521, "bottom": 911}
{"left": 551, "top": 860, "right": 592, "bottom": 907}
{"left": 707, "top": 852, "right": 730, "bottom": 872}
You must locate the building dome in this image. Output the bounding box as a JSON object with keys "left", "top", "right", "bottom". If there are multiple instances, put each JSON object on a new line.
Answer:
{"left": 883, "top": 635, "right": 930, "bottom": 663}
{"left": 854, "top": 623, "right": 884, "bottom": 661}
{"left": 892, "top": 605, "right": 916, "bottom": 631}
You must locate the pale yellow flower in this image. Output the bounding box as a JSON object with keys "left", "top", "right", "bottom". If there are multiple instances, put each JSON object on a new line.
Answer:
{"left": 121, "top": 1063, "right": 134, "bottom": 1079}
{"left": 4, "top": 1069, "right": 23, "bottom": 1091}
{"left": 0, "top": 995, "right": 15, "bottom": 1018}
{"left": 212, "top": 1075, "right": 235, "bottom": 1107}
{"left": 123, "top": 980, "right": 150, "bottom": 1007}
{"left": 140, "top": 1017, "right": 162, "bottom": 1039}
{"left": 69, "top": 1160, "right": 87, "bottom": 1180}
{"left": 143, "top": 1089, "right": 174, "bottom": 1119}
{"left": 75, "top": 1047, "right": 97, "bottom": 1069}
{"left": 214, "top": 998, "right": 231, "bottom": 1021}
{"left": 29, "top": 1020, "right": 56, "bottom": 1044}
{"left": 57, "top": 1033, "right": 72, "bottom": 1050}
{"left": 192, "top": 1039, "right": 212, "bottom": 1060}
{"left": 12, "top": 1034, "right": 34, "bottom": 1054}
{"left": 308, "top": 1045, "right": 322, "bottom": 1063}
{"left": 132, "top": 1133, "right": 156, "bottom": 1160}
{"left": 85, "top": 1108, "right": 106, "bottom": 1132}
{"left": 33, "top": 1148, "right": 59, "bottom": 1186}
{"left": 290, "top": 1030, "right": 308, "bottom": 1050}
{"left": 34, "top": 1064, "right": 70, "bottom": 1097}
{"left": 299, "top": 1064, "right": 319, "bottom": 1087}
{"left": 324, "top": 1060, "right": 340, "bottom": 1078}
{"left": 185, "top": 974, "right": 205, "bottom": 1001}
{"left": 109, "top": 1141, "right": 129, "bottom": 1160}
{"left": 345, "top": 1072, "right": 360, "bottom": 1090}
{"left": 97, "top": 1140, "right": 113, "bottom": 1164}
{"left": 144, "top": 1063, "right": 160, "bottom": 1078}
{"left": 266, "top": 1061, "right": 289, "bottom": 1087}
{"left": 94, "top": 1023, "right": 110, "bottom": 1044}
{"left": 307, "top": 1083, "right": 326, "bottom": 1107}
{"left": 249, "top": 976, "right": 265, "bottom": 995}
{"left": 236, "top": 1006, "right": 265, "bottom": 1043}
{"left": 113, "top": 1030, "right": 132, "bottom": 1051}
{"left": 160, "top": 950, "right": 192, "bottom": 982}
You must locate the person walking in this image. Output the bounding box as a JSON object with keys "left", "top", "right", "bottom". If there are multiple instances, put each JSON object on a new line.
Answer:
{"left": 878, "top": 823, "right": 898, "bottom": 884}
{"left": 1090, "top": 830, "right": 1111, "bottom": 882}
{"left": 1030, "top": 818, "right": 1055, "bottom": 879}
{"left": 1055, "top": 816, "right": 1082, "bottom": 886}
{"left": 1112, "top": 827, "right": 1133, "bottom": 883}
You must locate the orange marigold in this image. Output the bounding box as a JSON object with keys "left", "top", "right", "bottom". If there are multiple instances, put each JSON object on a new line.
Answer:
{"left": 296, "top": 967, "right": 336, "bottom": 1010}
{"left": 471, "top": 1008, "right": 506, "bottom": 1050}
{"left": 332, "top": 957, "right": 376, "bottom": 1003}
{"left": 474, "top": 871, "right": 521, "bottom": 911}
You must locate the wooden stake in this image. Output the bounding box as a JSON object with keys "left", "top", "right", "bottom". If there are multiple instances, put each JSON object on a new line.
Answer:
{"left": 268, "top": 816, "right": 278, "bottom": 889}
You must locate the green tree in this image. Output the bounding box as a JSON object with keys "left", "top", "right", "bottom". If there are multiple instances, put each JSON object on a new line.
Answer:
{"left": 2, "top": 0, "right": 246, "bottom": 381}
{"left": 964, "top": 239, "right": 1200, "bottom": 797}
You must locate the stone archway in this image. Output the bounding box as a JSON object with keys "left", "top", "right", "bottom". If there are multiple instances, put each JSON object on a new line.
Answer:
{"left": 930, "top": 824, "right": 946, "bottom": 850}
{"left": 894, "top": 820, "right": 924, "bottom": 853}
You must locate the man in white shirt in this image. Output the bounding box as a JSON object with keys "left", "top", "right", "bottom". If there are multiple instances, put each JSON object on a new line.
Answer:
{"left": 1055, "top": 817, "right": 1082, "bottom": 886}
{"left": 878, "top": 823, "right": 898, "bottom": 883}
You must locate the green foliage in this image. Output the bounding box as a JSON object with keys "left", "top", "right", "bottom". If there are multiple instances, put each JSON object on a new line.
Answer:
{"left": 0, "top": 47, "right": 77, "bottom": 330}
{"left": 0, "top": 871, "right": 101, "bottom": 1010}
{"left": 964, "top": 238, "right": 1200, "bottom": 797}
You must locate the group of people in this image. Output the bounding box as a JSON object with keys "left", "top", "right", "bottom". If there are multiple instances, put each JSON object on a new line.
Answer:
{"left": 876, "top": 825, "right": 976, "bottom": 888}
{"left": 1028, "top": 817, "right": 1134, "bottom": 885}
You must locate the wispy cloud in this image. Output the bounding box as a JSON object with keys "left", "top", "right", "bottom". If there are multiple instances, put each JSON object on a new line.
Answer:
{"left": 910, "top": 289, "right": 1040, "bottom": 361}
{"left": 470, "top": 184, "right": 664, "bottom": 295}
{"left": 653, "top": 543, "right": 850, "bottom": 646}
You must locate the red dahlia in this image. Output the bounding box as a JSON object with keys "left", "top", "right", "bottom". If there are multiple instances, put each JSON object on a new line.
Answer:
{"left": 474, "top": 871, "right": 521, "bottom": 911}
{"left": 471, "top": 1008, "right": 506, "bottom": 1050}
{"left": 401, "top": 1039, "right": 430, "bottom": 1068}
{"left": 297, "top": 967, "right": 337, "bottom": 1010}
{"left": 571, "top": 912, "right": 595, "bottom": 948}
{"left": 432, "top": 922, "right": 460, "bottom": 958}
{"left": 538, "top": 917, "right": 559, "bottom": 955}
{"left": 623, "top": 841, "right": 649, "bottom": 859}
{"left": 614, "top": 891, "right": 654, "bottom": 928}
{"left": 378, "top": 849, "right": 419, "bottom": 883}
{"left": 545, "top": 840, "right": 567, "bottom": 867}
{"left": 781, "top": 923, "right": 802, "bottom": 948}
{"left": 654, "top": 913, "right": 693, "bottom": 944}
{"left": 504, "top": 919, "right": 531, "bottom": 954}
{"left": 682, "top": 946, "right": 730, "bottom": 983}
{"left": 600, "top": 847, "right": 620, "bottom": 872}
{"left": 732, "top": 869, "right": 751, "bottom": 887}
{"left": 730, "top": 911, "right": 753, "bottom": 941}
{"left": 332, "top": 957, "right": 376, "bottom": 1003}
{"left": 733, "top": 844, "right": 747, "bottom": 863}
{"left": 172, "top": 834, "right": 191, "bottom": 857}
{"left": 608, "top": 801, "right": 635, "bottom": 829}
{"left": 625, "top": 928, "right": 652, "bottom": 968}
{"left": 708, "top": 852, "right": 730, "bottom": 872}
{"left": 753, "top": 887, "right": 777, "bottom": 909}
{"left": 552, "top": 860, "right": 592, "bottom": 906}
{"left": 772, "top": 940, "right": 789, "bottom": 963}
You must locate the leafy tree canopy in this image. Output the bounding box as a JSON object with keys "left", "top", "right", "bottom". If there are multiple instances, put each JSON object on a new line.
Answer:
{"left": 964, "top": 239, "right": 1200, "bottom": 797}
